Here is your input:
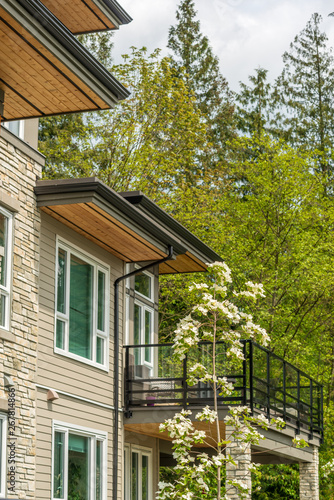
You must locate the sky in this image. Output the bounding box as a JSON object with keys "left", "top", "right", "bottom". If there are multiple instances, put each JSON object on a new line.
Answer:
{"left": 112, "top": 0, "right": 334, "bottom": 92}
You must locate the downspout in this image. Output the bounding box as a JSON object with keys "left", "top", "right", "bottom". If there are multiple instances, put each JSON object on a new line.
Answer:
{"left": 0, "top": 89, "right": 4, "bottom": 125}
{"left": 113, "top": 245, "right": 174, "bottom": 500}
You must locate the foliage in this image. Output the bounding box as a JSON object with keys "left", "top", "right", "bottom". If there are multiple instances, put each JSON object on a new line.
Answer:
{"left": 157, "top": 262, "right": 286, "bottom": 499}
{"left": 252, "top": 464, "right": 299, "bottom": 499}
{"left": 236, "top": 68, "right": 278, "bottom": 137}
{"left": 222, "top": 135, "right": 334, "bottom": 376}
{"left": 275, "top": 13, "right": 334, "bottom": 180}
{"left": 39, "top": 31, "right": 114, "bottom": 180}
{"left": 168, "top": 0, "right": 235, "bottom": 155}
{"left": 77, "top": 31, "right": 114, "bottom": 69}
{"left": 40, "top": 47, "right": 220, "bottom": 203}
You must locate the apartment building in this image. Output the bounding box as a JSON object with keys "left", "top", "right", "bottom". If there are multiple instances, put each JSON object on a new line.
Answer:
{"left": 0, "top": 1, "right": 322, "bottom": 499}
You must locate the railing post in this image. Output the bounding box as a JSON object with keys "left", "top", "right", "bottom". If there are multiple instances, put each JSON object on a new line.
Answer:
{"left": 310, "top": 379, "right": 313, "bottom": 440}
{"left": 297, "top": 370, "right": 301, "bottom": 434}
{"left": 183, "top": 354, "right": 187, "bottom": 410}
{"left": 249, "top": 341, "right": 254, "bottom": 415}
{"left": 124, "top": 347, "right": 132, "bottom": 418}
{"left": 320, "top": 385, "right": 324, "bottom": 442}
{"left": 283, "top": 361, "right": 286, "bottom": 423}
{"left": 267, "top": 351, "right": 270, "bottom": 420}
{"left": 242, "top": 341, "right": 247, "bottom": 406}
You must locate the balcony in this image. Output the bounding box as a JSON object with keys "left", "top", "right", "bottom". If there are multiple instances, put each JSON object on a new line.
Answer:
{"left": 124, "top": 340, "right": 323, "bottom": 440}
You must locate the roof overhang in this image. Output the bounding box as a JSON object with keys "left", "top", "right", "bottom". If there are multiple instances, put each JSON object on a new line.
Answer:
{"left": 120, "top": 191, "right": 223, "bottom": 273}
{"left": 40, "top": 0, "right": 132, "bottom": 34}
{"left": 35, "top": 178, "right": 223, "bottom": 274}
{"left": 0, "top": 0, "right": 130, "bottom": 121}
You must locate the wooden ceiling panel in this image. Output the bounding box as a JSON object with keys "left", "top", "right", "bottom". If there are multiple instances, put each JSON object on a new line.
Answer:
{"left": 0, "top": 21, "right": 68, "bottom": 114}
{"left": 41, "top": 206, "right": 130, "bottom": 261}
{"left": 0, "top": 84, "right": 39, "bottom": 118}
{"left": 41, "top": 0, "right": 115, "bottom": 34}
{"left": 1, "top": 10, "right": 105, "bottom": 106}
{"left": 124, "top": 420, "right": 226, "bottom": 448}
{"left": 159, "top": 252, "right": 207, "bottom": 274}
{"left": 41, "top": 203, "right": 166, "bottom": 263}
{"left": 88, "top": 203, "right": 168, "bottom": 258}
{"left": 0, "top": 3, "right": 125, "bottom": 120}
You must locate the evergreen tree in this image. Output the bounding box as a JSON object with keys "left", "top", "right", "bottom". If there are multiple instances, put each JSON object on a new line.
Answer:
{"left": 167, "top": 0, "right": 235, "bottom": 150}
{"left": 275, "top": 13, "right": 334, "bottom": 181}
{"left": 236, "top": 68, "right": 276, "bottom": 137}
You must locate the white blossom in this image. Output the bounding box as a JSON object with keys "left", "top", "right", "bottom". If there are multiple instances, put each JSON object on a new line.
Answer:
{"left": 195, "top": 406, "right": 218, "bottom": 423}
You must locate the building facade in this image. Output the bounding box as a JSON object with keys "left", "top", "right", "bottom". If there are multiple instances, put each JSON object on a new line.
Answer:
{"left": 0, "top": 1, "right": 322, "bottom": 499}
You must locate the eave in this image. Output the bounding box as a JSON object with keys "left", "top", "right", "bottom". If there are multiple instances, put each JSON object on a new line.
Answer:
{"left": 0, "top": 0, "right": 129, "bottom": 121}
{"left": 35, "top": 178, "right": 223, "bottom": 274}
{"left": 120, "top": 191, "right": 223, "bottom": 273}
{"left": 39, "top": 0, "right": 132, "bottom": 34}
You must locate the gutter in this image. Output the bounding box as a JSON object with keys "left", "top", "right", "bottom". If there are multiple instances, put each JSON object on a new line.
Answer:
{"left": 120, "top": 191, "right": 223, "bottom": 263}
{"left": 102, "top": 0, "right": 132, "bottom": 25}
{"left": 113, "top": 246, "right": 174, "bottom": 500}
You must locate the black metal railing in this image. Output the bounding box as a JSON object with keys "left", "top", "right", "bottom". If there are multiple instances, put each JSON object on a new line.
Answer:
{"left": 124, "top": 340, "right": 323, "bottom": 439}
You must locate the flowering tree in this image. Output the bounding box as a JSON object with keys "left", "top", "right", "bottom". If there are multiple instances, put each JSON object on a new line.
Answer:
{"left": 157, "top": 262, "right": 290, "bottom": 500}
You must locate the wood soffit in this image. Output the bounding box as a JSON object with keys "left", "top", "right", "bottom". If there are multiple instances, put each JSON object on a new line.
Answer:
{"left": 0, "top": 0, "right": 129, "bottom": 121}
{"left": 41, "top": 0, "right": 115, "bottom": 33}
{"left": 40, "top": 0, "right": 130, "bottom": 34}
{"left": 35, "top": 180, "right": 214, "bottom": 273}
{"left": 124, "top": 421, "right": 226, "bottom": 448}
{"left": 40, "top": 202, "right": 168, "bottom": 263}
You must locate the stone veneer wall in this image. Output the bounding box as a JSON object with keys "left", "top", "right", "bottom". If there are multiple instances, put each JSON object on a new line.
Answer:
{"left": 225, "top": 425, "right": 252, "bottom": 499}
{"left": 300, "top": 446, "right": 319, "bottom": 500}
{"left": 0, "top": 128, "right": 44, "bottom": 499}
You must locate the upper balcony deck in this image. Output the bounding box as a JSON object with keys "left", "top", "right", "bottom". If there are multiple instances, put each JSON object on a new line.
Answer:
{"left": 124, "top": 340, "right": 323, "bottom": 441}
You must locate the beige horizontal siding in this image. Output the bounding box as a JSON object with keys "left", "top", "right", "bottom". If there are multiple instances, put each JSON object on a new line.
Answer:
{"left": 37, "top": 212, "right": 125, "bottom": 407}
{"left": 36, "top": 387, "right": 120, "bottom": 499}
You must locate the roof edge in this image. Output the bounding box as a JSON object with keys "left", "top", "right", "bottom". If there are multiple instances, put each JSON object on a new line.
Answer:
{"left": 13, "top": 0, "right": 130, "bottom": 101}
{"left": 34, "top": 178, "right": 188, "bottom": 256}
{"left": 102, "top": 0, "right": 132, "bottom": 25}
{"left": 119, "top": 191, "right": 223, "bottom": 264}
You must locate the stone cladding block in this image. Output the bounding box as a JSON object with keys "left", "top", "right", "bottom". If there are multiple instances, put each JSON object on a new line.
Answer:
{"left": 0, "top": 132, "right": 43, "bottom": 499}
{"left": 225, "top": 425, "right": 252, "bottom": 499}
{"left": 300, "top": 446, "right": 319, "bottom": 499}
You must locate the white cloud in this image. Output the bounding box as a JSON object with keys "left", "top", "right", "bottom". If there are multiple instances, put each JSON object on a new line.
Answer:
{"left": 113, "top": 0, "right": 334, "bottom": 91}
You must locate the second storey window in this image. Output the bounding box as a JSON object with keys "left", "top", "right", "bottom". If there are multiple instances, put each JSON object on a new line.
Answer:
{"left": 133, "top": 271, "right": 154, "bottom": 370}
{"left": 0, "top": 207, "right": 13, "bottom": 331}
{"left": 55, "top": 240, "right": 109, "bottom": 368}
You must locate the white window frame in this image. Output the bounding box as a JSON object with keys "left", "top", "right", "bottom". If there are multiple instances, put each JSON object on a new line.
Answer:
{"left": 3, "top": 120, "right": 24, "bottom": 140}
{"left": 124, "top": 444, "right": 152, "bottom": 500}
{"left": 134, "top": 268, "right": 154, "bottom": 302}
{"left": 133, "top": 299, "right": 154, "bottom": 371}
{"left": 54, "top": 238, "right": 109, "bottom": 371}
{"left": 0, "top": 414, "right": 7, "bottom": 498}
{"left": 0, "top": 206, "right": 13, "bottom": 332}
{"left": 125, "top": 294, "right": 130, "bottom": 346}
{"left": 52, "top": 421, "right": 107, "bottom": 500}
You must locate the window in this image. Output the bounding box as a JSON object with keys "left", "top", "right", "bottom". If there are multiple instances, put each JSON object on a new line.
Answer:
{"left": 134, "top": 272, "right": 152, "bottom": 301}
{"left": 0, "top": 415, "right": 6, "bottom": 498}
{"left": 3, "top": 120, "right": 24, "bottom": 139}
{"left": 53, "top": 422, "right": 106, "bottom": 500}
{"left": 55, "top": 240, "right": 109, "bottom": 368}
{"left": 133, "top": 271, "right": 154, "bottom": 372}
{"left": 124, "top": 445, "right": 152, "bottom": 500}
{"left": 133, "top": 301, "right": 153, "bottom": 369}
{"left": 0, "top": 207, "right": 13, "bottom": 331}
